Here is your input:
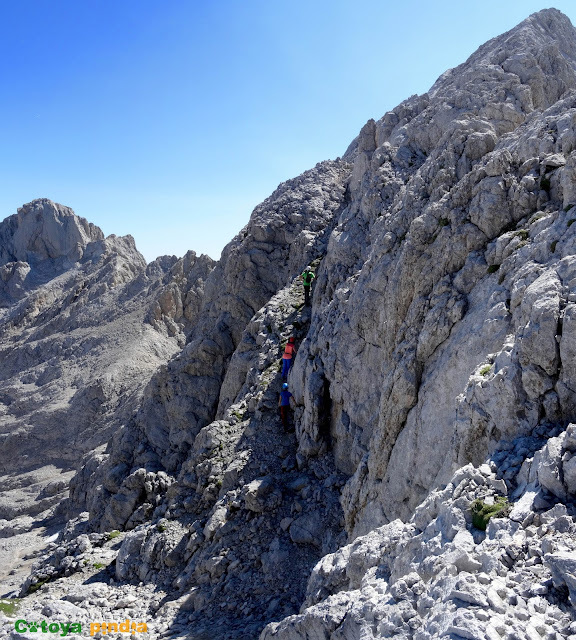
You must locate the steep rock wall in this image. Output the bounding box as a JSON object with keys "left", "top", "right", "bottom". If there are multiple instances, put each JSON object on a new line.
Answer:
{"left": 290, "top": 8, "right": 576, "bottom": 537}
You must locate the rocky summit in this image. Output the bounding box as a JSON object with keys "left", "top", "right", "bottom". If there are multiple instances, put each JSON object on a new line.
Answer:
{"left": 2, "top": 8, "right": 576, "bottom": 640}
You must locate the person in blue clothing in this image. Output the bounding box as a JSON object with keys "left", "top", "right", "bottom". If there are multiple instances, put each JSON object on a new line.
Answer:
{"left": 278, "top": 383, "right": 295, "bottom": 431}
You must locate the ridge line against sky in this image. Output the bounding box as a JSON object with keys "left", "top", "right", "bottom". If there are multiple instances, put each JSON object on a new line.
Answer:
{"left": 0, "top": 1, "right": 574, "bottom": 263}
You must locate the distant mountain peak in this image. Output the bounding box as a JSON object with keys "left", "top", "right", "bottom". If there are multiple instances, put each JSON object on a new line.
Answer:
{"left": 0, "top": 198, "right": 104, "bottom": 267}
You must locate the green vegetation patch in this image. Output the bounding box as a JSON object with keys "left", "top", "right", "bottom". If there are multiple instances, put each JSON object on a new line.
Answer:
{"left": 513, "top": 229, "right": 529, "bottom": 241}
{"left": 27, "top": 577, "right": 52, "bottom": 595}
{"left": 0, "top": 599, "right": 20, "bottom": 616}
{"left": 479, "top": 365, "right": 492, "bottom": 377}
{"left": 93, "top": 562, "right": 106, "bottom": 570}
{"left": 438, "top": 218, "right": 450, "bottom": 227}
{"left": 568, "top": 218, "right": 576, "bottom": 227}
{"left": 540, "top": 176, "right": 551, "bottom": 193}
{"left": 470, "top": 496, "right": 510, "bottom": 531}
{"left": 107, "top": 530, "right": 121, "bottom": 540}
{"left": 551, "top": 240, "right": 558, "bottom": 253}
{"left": 565, "top": 204, "right": 575, "bottom": 212}
{"left": 487, "top": 264, "right": 500, "bottom": 274}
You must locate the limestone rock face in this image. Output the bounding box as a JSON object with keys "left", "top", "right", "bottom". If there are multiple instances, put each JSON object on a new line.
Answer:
{"left": 289, "top": 7, "right": 576, "bottom": 537}
{"left": 145, "top": 250, "right": 215, "bottom": 342}
{"left": 261, "top": 424, "right": 576, "bottom": 640}
{"left": 79, "top": 159, "right": 350, "bottom": 528}
{"left": 0, "top": 199, "right": 104, "bottom": 269}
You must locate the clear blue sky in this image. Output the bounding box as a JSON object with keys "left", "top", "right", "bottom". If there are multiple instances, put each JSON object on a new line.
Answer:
{"left": 0, "top": 2, "right": 575, "bottom": 263}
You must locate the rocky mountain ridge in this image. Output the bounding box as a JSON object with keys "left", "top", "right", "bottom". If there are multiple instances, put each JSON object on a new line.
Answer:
{"left": 0, "top": 198, "right": 215, "bottom": 593}
{"left": 3, "top": 7, "right": 576, "bottom": 640}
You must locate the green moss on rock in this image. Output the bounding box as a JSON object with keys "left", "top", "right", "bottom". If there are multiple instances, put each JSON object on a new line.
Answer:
{"left": 470, "top": 496, "right": 510, "bottom": 530}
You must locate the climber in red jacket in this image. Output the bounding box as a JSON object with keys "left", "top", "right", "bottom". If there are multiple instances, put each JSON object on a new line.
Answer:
{"left": 281, "top": 336, "right": 297, "bottom": 380}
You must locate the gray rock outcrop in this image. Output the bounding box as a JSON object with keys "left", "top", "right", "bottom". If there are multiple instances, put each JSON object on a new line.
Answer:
{"left": 290, "top": 7, "right": 576, "bottom": 538}
{"left": 77, "top": 159, "right": 350, "bottom": 529}
{"left": 261, "top": 424, "right": 576, "bottom": 640}
{"left": 0, "top": 199, "right": 104, "bottom": 271}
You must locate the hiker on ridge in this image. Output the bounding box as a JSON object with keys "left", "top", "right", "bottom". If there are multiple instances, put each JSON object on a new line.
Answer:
{"left": 301, "top": 266, "right": 315, "bottom": 306}
{"left": 281, "top": 336, "right": 297, "bottom": 380}
{"left": 278, "top": 382, "right": 295, "bottom": 431}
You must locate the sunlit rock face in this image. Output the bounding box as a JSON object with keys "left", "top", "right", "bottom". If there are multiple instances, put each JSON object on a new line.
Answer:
{"left": 292, "top": 7, "right": 576, "bottom": 538}
{"left": 0, "top": 198, "right": 105, "bottom": 269}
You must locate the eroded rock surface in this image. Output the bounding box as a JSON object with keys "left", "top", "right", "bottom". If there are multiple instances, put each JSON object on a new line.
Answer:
{"left": 261, "top": 424, "right": 576, "bottom": 640}
{"left": 290, "top": 7, "right": 576, "bottom": 538}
